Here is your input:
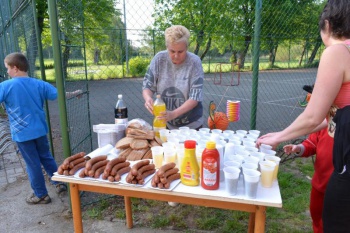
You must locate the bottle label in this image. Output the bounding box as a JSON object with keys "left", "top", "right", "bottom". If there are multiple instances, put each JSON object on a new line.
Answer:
{"left": 115, "top": 107, "right": 128, "bottom": 119}
{"left": 203, "top": 157, "right": 218, "bottom": 186}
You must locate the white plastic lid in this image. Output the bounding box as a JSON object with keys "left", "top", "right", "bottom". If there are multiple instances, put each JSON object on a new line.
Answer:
{"left": 118, "top": 94, "right": 122, "bottom": 99}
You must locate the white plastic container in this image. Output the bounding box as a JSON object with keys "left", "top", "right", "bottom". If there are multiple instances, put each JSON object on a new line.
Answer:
{"left": 93, "top": 124, "right": 126, "bottom": 148}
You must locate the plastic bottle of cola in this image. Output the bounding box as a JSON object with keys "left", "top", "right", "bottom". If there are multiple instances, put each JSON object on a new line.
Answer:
{"left": 115, "top": 94, "right": 128, "bottom": 124}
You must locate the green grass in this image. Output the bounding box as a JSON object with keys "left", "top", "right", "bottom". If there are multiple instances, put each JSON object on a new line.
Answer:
{"left": 38, "top": 59, "right": 313, "bottom": 82}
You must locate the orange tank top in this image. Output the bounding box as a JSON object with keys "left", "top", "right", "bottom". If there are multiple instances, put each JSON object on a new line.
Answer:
{"left": 334, "top": 41, "right": 350, "bottom": 109}
{"left": 334, "top": 82, "right": 350, "bottom": 108}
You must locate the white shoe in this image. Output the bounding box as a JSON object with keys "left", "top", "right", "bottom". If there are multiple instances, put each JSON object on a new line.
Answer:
{"left": 168, "top": 201, "right": 179, "bottom": 207}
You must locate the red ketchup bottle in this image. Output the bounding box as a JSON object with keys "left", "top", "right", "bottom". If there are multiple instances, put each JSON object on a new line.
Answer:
{"left": 201, "top": 141, "right": 220, "bottom": 190}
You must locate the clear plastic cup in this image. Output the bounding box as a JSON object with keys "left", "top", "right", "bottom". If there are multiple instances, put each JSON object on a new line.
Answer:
{"left": 243, "top": 169, "right": 261, "bottom": 199}
{"left": 241, "top": 162, "right": 258, "bottom": 172}
{"left": 259, "top": 144, "right": 272, "bottom": 153}
{"left": 211, "top": 129, "right": 223, "bottom": 134}
{"left": 250, "top": 152, "right": 266, "bottom": 162}
{"left": 259, "top": 160, "right": 276, "bottom": 188}
{"left": 223, "top": 167, "right": 241, "bottom": 195}
{"left": 248, "top": 130, "right": 261, "bottom": 137}
{"left": 245, "top": 146, "right": 259, "bottom": 153}
{"left": 151, "top": 146, "right": 164, "bottom": 169}
{"left": 263, "top": 149, "right": 277, "bottom": 156}
{"left": 199, "top": 127, "right": 211, "bottom": 133}
{"left": 224, "top": 160, "right": 241, "bottom": 168}
{"left": 159, "top": 129, "right": 169, "bottom": 143}
{"left": 265, "top": 155, "right": 281, "bottom": 181}
{"left": 243, "top": 156, "right": 260, "bottom": 166}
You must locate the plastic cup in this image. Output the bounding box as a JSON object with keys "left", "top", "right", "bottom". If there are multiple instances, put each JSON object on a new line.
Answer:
{"left": 233, "top": 145, "right": 246, "bottom": 154}
{"left": 245, "top": 134, "right": 258, "bottom": 141}
{"left": 236, "top": 130, "right": 248, "bottom": 136}
{"left": 230, "top": 135, "right": 242, "bottom": 142}
{"left": 229, "top": 155, "right": 244, "bottom": 165}
{"left": 245, "top": 146, "right": 259, "bottom": 153}
{"left": 243, "top": 156, "right": 260, "bottom": 166}
{"left": 151, "top": 146, "right": 164, "bottom": 169}
{"left": 242, "top": 140, "right": 256, "bottom": 148}
{"left": 243, "top": 169, "right": 261, "bottom": 199}
{"left": 259, "top": 144, "right": 272, "bottom": 153}
{"left": 259, "top": 160, "right": 276, "bottom": 188}
{"left": 211, "top": 129, "right": 222, "bottom": 134}
{"left": 250, "top": 152, "right": 265, "bottom": 162}
{"left": 224, "top": 160, "right": 241, "bottom": 168}
{"left": 179, "top": 126, "right": 190, "bottom": 132}
{"left": 248, "top": 130, "right": 260, "bottom": 137}
{"left": 235, "top": 150, "right": 250, "bottom": 158}
{"left": 223, "top": 167, "right": 241, "bottom": 195}
{"left": 163, "top": 148, "right": 177, "bottom": 164}
{"left": 265, "top": 155, "right": 281, "bottom": 181}
{"left": 199, "top": 128, "right": 210, "bottom": 133}
{"left": 159, "top": 129, "right": 169, "bottom": 143}
{"left": 263, "top": 149, "right": 277, "bottom": 156}
{"left": 241, "top": 162, "right": 258, "bottom": 172}
{"left": 176, "top": 144, "right": 185, "bottom": 169}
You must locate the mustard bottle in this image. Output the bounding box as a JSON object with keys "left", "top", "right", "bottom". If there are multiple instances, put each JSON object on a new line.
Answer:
{"left": 181, "top": 140, "right": 200, "bottom": 186}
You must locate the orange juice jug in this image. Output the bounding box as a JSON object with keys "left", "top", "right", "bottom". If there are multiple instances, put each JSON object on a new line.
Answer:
{"left": 153, "top": 94, "right": 166, "bottom": 138}
{"left": 181, "top": 140, "right": 200, "bottom": 186}
{"left": 201, "top": 141, "right": 220, "bottom": 190}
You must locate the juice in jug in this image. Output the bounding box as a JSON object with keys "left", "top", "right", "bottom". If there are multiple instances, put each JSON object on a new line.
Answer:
{"left": 181, "top": 140, "right": 200, "bottom": 186}
{"left": 153, "top": 94, "right": 166, "bottom": 138}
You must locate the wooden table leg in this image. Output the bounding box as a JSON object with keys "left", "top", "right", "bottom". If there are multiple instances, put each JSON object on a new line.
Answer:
{"left": 124, "top": 196, "right": 133, "bottom": 228}
{"left": 254, "top": 205, "right": 266, "bottom": 233}
{"left": 248, "top": 212, "right": 255, "bottom": 233}
{"left": 70, "top": 183, "right": 83, "bottom": 233}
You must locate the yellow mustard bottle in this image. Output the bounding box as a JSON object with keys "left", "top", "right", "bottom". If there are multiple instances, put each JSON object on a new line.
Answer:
{"left": 181, "top": 140, "right": 200, "bottom": 186}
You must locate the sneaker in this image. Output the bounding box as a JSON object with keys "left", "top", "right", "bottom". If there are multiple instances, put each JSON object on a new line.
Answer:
{"left": 55, "top": 183, "right": 67, "bottom": 194}
{"left": 26, "top": 193, "right": 51, "bottom": 205}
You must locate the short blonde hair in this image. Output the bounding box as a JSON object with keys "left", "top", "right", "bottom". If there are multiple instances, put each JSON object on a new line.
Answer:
{"left": 165, "top": 25, "right": 190, "bottom": 47}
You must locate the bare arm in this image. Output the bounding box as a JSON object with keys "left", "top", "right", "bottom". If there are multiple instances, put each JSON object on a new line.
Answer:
{"left": 142, "top": 89, "right": 154, "bottom": 114}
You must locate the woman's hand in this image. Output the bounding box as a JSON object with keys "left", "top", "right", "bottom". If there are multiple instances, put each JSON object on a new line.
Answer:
{"left": 256, "top": 132, "right": 280, "bottom": 150}
{"left": 144, "top": 100, "right": 154, "bottom": 115}
{"left": 158, "top": 110, "right": 176, "bottom": 122}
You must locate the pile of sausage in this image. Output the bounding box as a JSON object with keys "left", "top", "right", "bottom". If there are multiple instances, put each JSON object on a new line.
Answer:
{"left": 79, "top": 155, "right": 109, "bottom": 178}
{"left": 101, "top": 157, "right": 131, "bottom": 182}
{"left": 151, "top": 162, "right": 180, "bottom": 189}
{"left": 125, "top": 160, "right": 156, "bottom": 185}
{"left": 57, "top": 152, "right": 87, "bottom": 176}
{"left": 57, "top": 153, "right": 180, "bottom": 189}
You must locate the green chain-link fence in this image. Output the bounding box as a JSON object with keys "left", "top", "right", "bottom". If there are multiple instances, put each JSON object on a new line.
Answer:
{"left": 0, "top": 0, "right": 327, "bottom": 162}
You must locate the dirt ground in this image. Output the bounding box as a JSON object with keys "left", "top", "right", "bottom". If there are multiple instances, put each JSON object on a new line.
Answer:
{"left": 0, "top": 175, "right": 181, "bottom": 233}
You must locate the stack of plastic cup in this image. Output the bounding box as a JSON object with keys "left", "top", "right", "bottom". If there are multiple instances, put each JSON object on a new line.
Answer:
{"left": 226, "top": 100, "right": 240, "bottom": 122}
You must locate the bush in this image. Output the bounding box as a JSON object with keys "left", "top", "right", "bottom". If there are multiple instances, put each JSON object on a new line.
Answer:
{"left": 125, "top": 56, "right": 151, "bottom": 77}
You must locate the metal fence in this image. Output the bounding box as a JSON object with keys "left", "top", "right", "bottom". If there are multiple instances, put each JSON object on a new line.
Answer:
{"left": 0, "top": 0, "right": 327, "bottom": 162}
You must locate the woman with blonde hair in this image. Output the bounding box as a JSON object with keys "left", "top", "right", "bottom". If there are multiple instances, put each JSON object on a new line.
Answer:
{"left": 142, "top": 25, "right": 204, "bottom": 130}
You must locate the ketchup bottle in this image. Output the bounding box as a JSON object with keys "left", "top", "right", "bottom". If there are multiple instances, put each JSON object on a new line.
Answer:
{"left": 201, "top": 141, "right": 220, "bottom": 190}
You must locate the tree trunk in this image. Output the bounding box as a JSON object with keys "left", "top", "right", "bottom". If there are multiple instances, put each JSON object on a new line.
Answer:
{"left": 268, "top": 44, "right": 278, "bottom": 68}
{"left": 193, "top": 29, "right": 204, "bottom": 55}
{"left": 238, "top": 35, "right": 251, "bottom": 69}
{"left": 308, "top": 40, "right": 322, "bottom": 65}
{"left": 200, "top": 37, "right": 211, "bottom": 60}
{"left": 298, "top": 41, "right": 307, "bottom": 66}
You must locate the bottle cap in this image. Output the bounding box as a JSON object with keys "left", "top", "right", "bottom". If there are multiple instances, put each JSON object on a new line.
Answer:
{"left": 206, "top": 141, "right": 216, "bottom": 149}
{"left": 118, "top": 94, "right": 122, "bottom": 99}
{"left": 184, "top": 140, "right": 196, "bottom": 149}
{"left": 156, "top": 94, "right": 161, "bottom": 98}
